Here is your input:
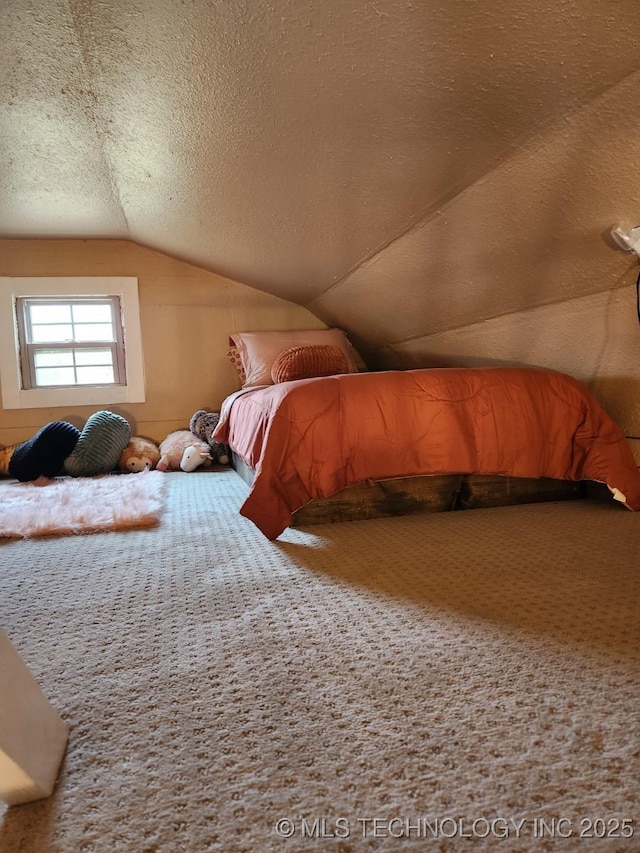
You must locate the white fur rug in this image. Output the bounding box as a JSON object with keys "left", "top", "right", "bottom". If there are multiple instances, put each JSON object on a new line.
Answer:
{"left": 0, "top": 471, "right": 167, "bottom": 539}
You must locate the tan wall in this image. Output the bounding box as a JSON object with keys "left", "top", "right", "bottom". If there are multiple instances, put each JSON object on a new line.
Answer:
{"left": 0, "top": 239, "right": 325, "bottom": 446}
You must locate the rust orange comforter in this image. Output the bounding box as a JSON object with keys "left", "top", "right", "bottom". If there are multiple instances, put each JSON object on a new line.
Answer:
{"left": 213, "top": 367, "right": 640, "bottom": 539}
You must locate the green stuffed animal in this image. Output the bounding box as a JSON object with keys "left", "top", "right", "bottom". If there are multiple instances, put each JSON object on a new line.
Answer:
{"left": 0, "top": 410, "right": 132, "bottom": 481}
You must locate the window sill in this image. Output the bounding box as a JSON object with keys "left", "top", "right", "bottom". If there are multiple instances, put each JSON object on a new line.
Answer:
{"left": 3, "top": 384, "right": 146, "bottom": 410}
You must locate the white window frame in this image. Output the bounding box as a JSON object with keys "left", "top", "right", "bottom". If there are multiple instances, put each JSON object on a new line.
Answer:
{"left": 16, "top": 295, "right": 127, "bottom": 390}
{"left": 0, "top": 277, "right": 146, "bottom": 409}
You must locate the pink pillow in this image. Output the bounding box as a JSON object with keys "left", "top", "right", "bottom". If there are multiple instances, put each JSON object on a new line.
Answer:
{"left": 271, "top": 345, "right": 350, "bottom": 383}
{"left": 227, "top": 347, "right": 246, "bottom": 385}
{"left": 229, "top": 329, "right": 359, "bottom": 387}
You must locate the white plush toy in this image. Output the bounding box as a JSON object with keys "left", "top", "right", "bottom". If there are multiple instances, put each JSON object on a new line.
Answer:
{"left": 156, "top": 430, "right": 212, "bottom": 472}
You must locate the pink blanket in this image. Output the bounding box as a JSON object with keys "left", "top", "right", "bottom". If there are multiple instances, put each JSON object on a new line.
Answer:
{"left": 214, "top": 368, "right": 640, "bottom": 539}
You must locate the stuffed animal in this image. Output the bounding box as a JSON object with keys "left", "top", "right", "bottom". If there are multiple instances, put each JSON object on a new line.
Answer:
{"left": 189, "top": 409, "right": 230, "bottom": 465}
{"left": 156, "top": 430, "right": 213, "bottom": 472}
{"left": 0, "top": 410, "right": 133, "bottom": 481}
{"left": 118, "top": 436, "right": 161, "bottom": 473}
{"left": 64, "top": 410, "right": 131, "bottom": 477}
{"left": 0, "top": 421, "right": 80, "bottom": 481}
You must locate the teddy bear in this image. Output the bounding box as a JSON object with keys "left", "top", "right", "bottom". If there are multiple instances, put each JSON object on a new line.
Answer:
{"left": 118, "top": 436, "right": 161, "bottom": 473}
{"left": 189, "top": 410, "right": 230, "bottom": 465}
{"left": 156, "top": 430, "right": 213, "bottom": 472}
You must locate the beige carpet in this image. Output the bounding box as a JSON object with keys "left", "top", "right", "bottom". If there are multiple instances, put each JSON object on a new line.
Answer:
{"left": 0, "top": 470, "right": 638, "bottom": 852}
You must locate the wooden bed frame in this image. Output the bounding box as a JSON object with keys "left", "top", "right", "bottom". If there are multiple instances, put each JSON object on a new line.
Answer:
{"left": 230, "top": 452, "right": 586, "bottom": 527}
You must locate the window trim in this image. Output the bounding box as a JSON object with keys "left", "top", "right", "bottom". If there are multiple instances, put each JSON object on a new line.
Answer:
{"left": 0, "top": 277, "right": 146, "bottom": 409}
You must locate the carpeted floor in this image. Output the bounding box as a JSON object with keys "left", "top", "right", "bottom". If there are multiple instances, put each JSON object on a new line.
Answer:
{"left": 1, "top": 470, "right": 639, "bottom": 852}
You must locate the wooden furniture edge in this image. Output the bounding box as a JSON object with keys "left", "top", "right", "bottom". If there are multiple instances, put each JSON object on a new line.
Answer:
{"left": 230, "top": 452, "right": 586, "bottom": 526}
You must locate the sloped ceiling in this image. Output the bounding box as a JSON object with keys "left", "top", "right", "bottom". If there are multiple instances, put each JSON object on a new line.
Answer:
{"left": 2, "top": 0, "right": 640, "bottom": 364}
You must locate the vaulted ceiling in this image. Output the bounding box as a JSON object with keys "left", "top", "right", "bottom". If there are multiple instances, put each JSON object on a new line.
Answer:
{"left": 3, "top": 0, "right": 640, "bottom": 366}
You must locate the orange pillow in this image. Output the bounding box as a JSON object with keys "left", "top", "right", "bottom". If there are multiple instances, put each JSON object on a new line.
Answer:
{"left": 229, "top": 329, "right": 359, "bottom": 387}
{"left": 271, "top": 345, "right": 350, "bottom": 383}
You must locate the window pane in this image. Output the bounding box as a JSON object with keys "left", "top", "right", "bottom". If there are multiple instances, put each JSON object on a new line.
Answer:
{"left": 15, "top": 291, "right": 130, "bottom": 392}
{"left": 29, "top": 304, "right": 71, "bottom": 324}
{"left": 74, "top": 323, "right": 115, "bottom": 342}
{"left": 72, "top": 303, "right": 113, "bottom": 323}
{"left": 35, "top": 366, "right": 76, "bottom": 386}
{"left": 34, "top": 349, "right": 74, "bottom": 367}
{"left": 74, "top": 348, "right": 113, "bottom": 366}
{"left": 31, "top": 324, "right": 73, "bottom": 343}
{"left": 76, "top": 365, "right": 115, "bottom": 384}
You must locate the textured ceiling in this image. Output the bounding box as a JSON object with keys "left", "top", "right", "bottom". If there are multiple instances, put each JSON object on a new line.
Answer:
{"left": 2, "top": 0, "right": 640, "bottom": 358}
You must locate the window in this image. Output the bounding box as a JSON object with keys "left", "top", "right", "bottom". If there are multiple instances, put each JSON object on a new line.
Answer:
{"left": 16, "top": 296, "right": 127, "bottom": 389}
{"left": 0, "top": 277, "right": 145, "bottom": 409}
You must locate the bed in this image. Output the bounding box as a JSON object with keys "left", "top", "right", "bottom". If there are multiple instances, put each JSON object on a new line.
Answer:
{"left": 214, "top": 340, "right": 640, "bottom": 540}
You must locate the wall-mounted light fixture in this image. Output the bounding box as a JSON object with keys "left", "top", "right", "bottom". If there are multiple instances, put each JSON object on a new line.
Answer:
{"left": 610, "top": 224, "right": 640, "bottom": 331}
{"left": 611, "top": 223, "right": 640, "bottom": 257}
